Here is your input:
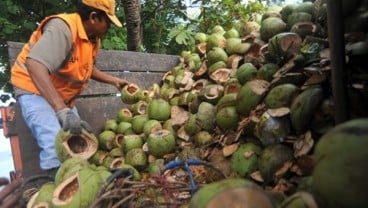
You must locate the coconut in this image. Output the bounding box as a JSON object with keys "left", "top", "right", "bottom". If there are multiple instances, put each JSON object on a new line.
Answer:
{"left": 290, "top": 85, "right": 324, "bottom": 134}
{"left": 147, "top": 129, "right": 176, "bottom": 158}
{"left": 121, "top": 83, "right": 140, "bottom": 104}
{"left": 257, "top": 63, "right": 279, "bottom": 82}
{"left": 103, "top": 119, "right": 118, "bottom": 132}
{"left": 236, "top": 79, "right": 270, "bottom": 117}
{"left": 215, "top": 106, "right": 239, "bottom": 131}
{"left": 109, "top": 147, "right": 124, "bottom": 158}
{"left": 89, "top": 150, "right": 109, "bottom": 166}
{"left": 147, "top": 98, "right": 171, "bottom": 121}
{"left": 268, "top": 32, "right": 302, "bottom": 61}
{"left": 55, "top": 128, "right": 99, "bottom": 162}
{"left": 198, "top": 84, "right": 224, "bottom": 105}
{"left": 312, "top": 119, "right": 368, "bottom": 208}
{"left": 27, "top": 182, "right": 56, "bottom": 208}
{"left": 116, "top": 121, "right": 133, "bottom": 135}
{"left": 196, "top": 102, "right": 217, "bottom": 132}
{"left": 122, "top": 134, "right": 144, "bottom": 153}
{"left": 280, "top": 4, "right": 297, "bottom": 22}
{"left": 143, "top": 119, "right": 162, "bottom": 138}
{"left": 264, "top": 83, "right": 300, "bottom": 109}
{"left": 193, "top": 131, "right": 213, "bottom": 146}
{"left": 231, "top": 142, "right": 262, "bottom": 178}
{"left": 207, "top": 47, "right": 228, "bottom": 66}
{"left": 287, "top": 12, "right": 312, "bottom": 30}
{"left": 224, "top": 28, "right": 240, "bottom": 39}
{"left": 258, "top": 144, "right": 294, "bottom": 184}
{"left": 131, "top": 114, "right": 149, "bottom": 134}
{"left": 52, "top": 167, "right": 103, "bottom": 208}
{"left": 131, "top": 100, "right": 148, "bottom": 115}
{"left": 209, "top": 68, "right": 232, "bottom": 84}
{"left": 194, "top": 32, "right": 208, "bottom": 44}
{"left": 125, "top": 148, "right": 147, "bottom": 171}
{"left": 225, "top": 38, "right": 251, "bottom": 55}
{"left": 97, "top": 130, "right": 116, "bottom": 151}
{"left": 189, "top": 178, "right": 274, "bottom": 208}
{"left": 236, "top": 63, "right": 258, "bottom": 85}
{"left": 116, "top": 108, "right": 133, "bottom": 123}
{"left": 279, "top": 191, "right": 318, "bottom": 208}
{"left": 184, "top": 113, "right": 201, "bottom": 136}
{"left": 254, "top": 111, "right": 291, "bottom": 146}
{"left": 208, "top": 61, "right": 227, "bottom": 75}
{"left": 260, "top": 17, "right": 287, "bottom": 42}
{"left": 54, "top": 157, "right": 91, "bottom": 185}
{"left": 206, "top": 33, "right": 226, "bottom": 51}
{"left": 216, "top": 93, "right": 238, "bottom": 110}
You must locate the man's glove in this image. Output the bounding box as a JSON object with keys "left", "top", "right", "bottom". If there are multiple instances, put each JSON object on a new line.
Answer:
{"left": 56, "top": 108, "right": 92, "bottom": 134}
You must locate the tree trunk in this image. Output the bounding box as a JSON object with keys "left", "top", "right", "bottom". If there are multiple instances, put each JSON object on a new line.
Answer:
{"left": 122, "top": 0, "right": 142, "bottom": 51}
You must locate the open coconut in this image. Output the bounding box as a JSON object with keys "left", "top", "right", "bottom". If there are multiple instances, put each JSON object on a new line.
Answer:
{"left": 55, "top": 128, "right": 98, "bottom": 163}
{"left": 52, "top": 167, "right": 103, "bottom": 208}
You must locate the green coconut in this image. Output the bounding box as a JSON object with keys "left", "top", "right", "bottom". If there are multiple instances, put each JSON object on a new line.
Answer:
{"left": 236, "top": 79, "right": 270, "bottom": 116}
{"left": 257, "top": 63, "right": 279, "bottom": 82}
{"left": 312, "top": 119, "right": 368, "bottom": 208}
{"left": 194, "top": 32, "right": 208, "bottom": 44}
{"left": 224, "top": 28, "right": 240, "bottom": 39}
{"left": 55, "top": 128, "right": 99, "bottom": 162}
{"left": 109, "top": 147, "right": 124, "bottom": 158}
{"left": 208, "top": 61, "right": 227, "bottom": 75}
{"left": 215, "top": 106, "right": 239, "bottom": 131}
{"left": 184, "top": 113, "right": 201, "bottom": 136}
{"left": 231, "top": 142, "right": 262, "bottom": 178}
{"left": 147, "top": 98, "right": 171, "bottom": 121}
{"left": 116, "top": 121, "right": 133, "bottom": 135}
{"left": 239, "top": 21, "right": 261, "bottom": 36}
{"left": 206, "top": 33, "right": 226, "bottom": 51}
{"left": 116, "top": 108, "right": 133, "bottom": 123}
{"left": 293, "top": 1, "right": 315, "bottom": 17}
{"left": 103, "top": 119, "right": 118, "bottom": 132}
{"left": 193, "top": 131, "right": 213, "bottom": 146}
{"left": 287, "top": 12, "right": 312, "bottom": 30}
{"left": 280, "top": 4, "right": 297, "bottom": 22}
{"left": 122, "top": 134, "right": 144, "bottom": 153}
{"left": 27, "top": 182, "right": 56, "bottom": 208}
{"left": 258, "top": 144, "right": 294, "bottom": 184}
{"left": 147, "top": 129, "right": 176, "bottom": 158}
{"left": 290, "top": 85, "right": 324, "bottom": 134}
{"left": 121, "top": 83, "right": 140, "bottom": 104}
{"left": 216, "top": 93, "right": 238, "bottom": 110}
{"left": 131, "top": 114, "right": 149, "bottom": 134}
{"left": 125, "top": 148, "right": 147, "bottom": 171}
{"left": 114, "top": 163, "right": 141, "bottom": 181}
{"left": 186, "top": 53, "right": 202, "bottom": 73}
{"left": 52, "top": 167, "right": 103, "bottom": 208}
{"left": 160, "top": 87, "right": 179, "bottom": 100}
{"left": 225, "top": 38, "right": 251, "bottom": 55}
{"left": 196, "top": 102, "right": 217, "bottom": 132}
{"left": 260, "top": 17, "right": 287, "bottom": 42}
{"left": 198, "top": 84, "right": 224, "bottom": 105}
{"left": 254, "top": 111, "right": 291, "bottom": 146}
{"left": 264, "top": 83, "right": 300, "bottom": 109}
{"left": 189, "top": 178, "right": 274, "bottom": 208}
{"left": 131, "top": 100, "right": 148, "bottom": 115}
{"left": 279, "top": 191, "right": 318, "bottom": 208}
{"left": 268, "top": 32, "right": 302, "bottom": 61}
{"left": 236, "top": 63, "right": 258, "bottom": 85}
{"left": 89, "top": 150, "right": 109, "bottom": 166}
{"left": 55, "top": 157, "right": 91, "bottom": 185}
{"left": 207, "top": 47, "right": 228, "bottom": 66}
{"left": 97, "top": 130, "right": 116, "bottom": 151}
{"left": 143, "top": 119, "right": 162, "bottom": 138}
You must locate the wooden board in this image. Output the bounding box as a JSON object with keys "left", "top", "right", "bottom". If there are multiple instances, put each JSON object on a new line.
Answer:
{"left": 6, "top": 41, "right": 180, "bottom": 178}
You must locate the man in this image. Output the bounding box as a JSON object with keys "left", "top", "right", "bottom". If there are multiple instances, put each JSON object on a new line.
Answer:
{"left": 10, "top": 0, "right": 129, "bottom": 176}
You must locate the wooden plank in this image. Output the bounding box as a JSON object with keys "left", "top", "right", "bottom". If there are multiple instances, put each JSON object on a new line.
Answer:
{"left": 81, "top": 71, "right": 165, "bottom": 95}
{"left": 74, "top": 96, "right": 127, "bottom": 134}
{"left": 7, "top": 41, "right": 180, "bottom": 72}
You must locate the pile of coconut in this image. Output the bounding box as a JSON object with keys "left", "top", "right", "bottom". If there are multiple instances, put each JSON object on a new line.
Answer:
{"left": 27, "top": 1, "right": 368, "bottom": 207}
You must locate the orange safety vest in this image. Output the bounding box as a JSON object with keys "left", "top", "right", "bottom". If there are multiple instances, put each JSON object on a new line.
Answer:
{"left": 11, "top": 13, "right": 100, "bottom": 106}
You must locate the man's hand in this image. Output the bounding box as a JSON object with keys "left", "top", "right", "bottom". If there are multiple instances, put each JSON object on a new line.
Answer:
{"left": 56, "top": 108, "right": 92, "bottom": 134}
{"left": 113, "top": 78, "right": 129, "bottom": 91}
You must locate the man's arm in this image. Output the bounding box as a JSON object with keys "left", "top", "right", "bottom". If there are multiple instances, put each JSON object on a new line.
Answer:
{"left": 91, "top": 68, "right": 129, "bottom": 91}
{"left": 25, "top": 58, "right": 67, "bottom": 112}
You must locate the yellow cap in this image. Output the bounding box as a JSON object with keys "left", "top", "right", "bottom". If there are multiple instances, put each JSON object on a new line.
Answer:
{"left": 82, "top": 0, "right": 122, "bottom": 27}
